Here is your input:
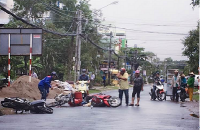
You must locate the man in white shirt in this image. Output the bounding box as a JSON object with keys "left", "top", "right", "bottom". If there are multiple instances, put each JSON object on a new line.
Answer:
{"left": 90, "top": 73, "right": 95, "bottom": 88}
{"left": 31, "top": 71, "right": 38, "bottom": 79}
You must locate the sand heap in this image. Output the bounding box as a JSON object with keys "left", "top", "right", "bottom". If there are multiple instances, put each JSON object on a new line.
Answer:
{"left": 0, "top": 75, "right": 63, "bottom": 100}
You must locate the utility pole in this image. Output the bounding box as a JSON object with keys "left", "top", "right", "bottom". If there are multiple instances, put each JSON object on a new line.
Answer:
{"left": 74, "top": 10, "right": 82, "bottom": 82}
{"left": 108, "top": 31, "right": 112, "bottom": 85}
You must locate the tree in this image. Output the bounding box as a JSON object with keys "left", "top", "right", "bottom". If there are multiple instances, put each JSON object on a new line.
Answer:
{"left": 182, "top": 25, "right": 199, "bottom": 74}
{"left": 191, "top": 0, "right": 199, "bottom": 6}
{"left": 1, "top": 0, "right": 102, "bottom": 80}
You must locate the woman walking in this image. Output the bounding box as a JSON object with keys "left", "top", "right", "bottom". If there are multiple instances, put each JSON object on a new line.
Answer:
{"left": 187, "top": 72, "right": 195, "bottom": 101}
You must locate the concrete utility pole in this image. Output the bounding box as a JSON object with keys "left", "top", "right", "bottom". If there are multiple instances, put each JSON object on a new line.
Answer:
{"left": 74, "top": 10, "right": 82, "bottom": 82}
{"left": 108, "top": 31, "right": 112, "bottom": 85}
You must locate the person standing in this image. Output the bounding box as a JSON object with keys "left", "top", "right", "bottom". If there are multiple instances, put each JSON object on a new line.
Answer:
{"left": 187, "top": 72, "right": 195, "bottom": 101}
{"left": 90, "top": 73, "right": 95, "bottom": 88}
{"left": 129, "top": 70, "right": 143, "bottom": 106}
{"left": 31, "top": 71, "right": 38, "bottom": 79}
{"left": 102, "top": 74, "right": 106, "bottom": 87}
{"left": 171, "top": 70, "right": 180, "bottom": 102}
{"left": 152, "top": 72, "right": 160, "bottom": 100}
{"left": 117, "top": 68, "right": 129, "bottom": 106}
{"left": 180, "top": 73, "right": 187, "bottom": 87}
{"left": 38, "top": 71, "right": 57, "bottom": 100}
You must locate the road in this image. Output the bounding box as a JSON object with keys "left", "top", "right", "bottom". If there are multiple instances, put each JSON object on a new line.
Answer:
{"left": 0, "top": 85, "right": 199, "bottom": 130}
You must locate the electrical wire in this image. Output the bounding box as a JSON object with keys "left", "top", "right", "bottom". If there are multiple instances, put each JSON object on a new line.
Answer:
{"left": 41, "top": 2, "right": 75, "bottom": 19}
{"left": 99, "top": 24, "right": 189, "bottom": 35}
{"left": 0, "top": 5, "right": 77, "bottom": 36}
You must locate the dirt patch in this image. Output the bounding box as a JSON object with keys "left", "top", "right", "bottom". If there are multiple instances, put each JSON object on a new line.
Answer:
{"left": 0, "top": 75, "right": 63, "bottom": 100}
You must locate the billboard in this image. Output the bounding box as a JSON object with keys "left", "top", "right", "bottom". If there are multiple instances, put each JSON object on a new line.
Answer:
{"left": 0, "top": 28, "right": 42, "bottom": 56}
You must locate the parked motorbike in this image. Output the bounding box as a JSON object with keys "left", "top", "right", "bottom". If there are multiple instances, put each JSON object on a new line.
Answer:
{"left": 179, "top": 84, "right": 189, "bottom": 102}
{"left": 1, "top": 97, "right": 53, "bottom": 114}
{"left": 76, "top": 81, "right": 89, "bottom": 99}
{"left": 85, "top": 93, "right": 121, "bottom": 107}
{"left": 149, "top": 81, "right": 166, "bottom": 101}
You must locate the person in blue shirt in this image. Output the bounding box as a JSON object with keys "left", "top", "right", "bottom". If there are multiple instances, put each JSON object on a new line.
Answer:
{"left": 102, "top": 74, "right": 106, "bottom": 88}
{"left": 79, "top": 69, "right": 90, "bottom": 81}
{"left": 180, "top": 73, "right": 187, "bottom": 87}
{"left": 38, "top": 71, "right": 57, "bottom": 100}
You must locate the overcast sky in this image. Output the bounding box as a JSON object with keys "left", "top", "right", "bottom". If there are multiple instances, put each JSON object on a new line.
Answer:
{"left": 89, "top": 0, "right": 199, "bottom": 61}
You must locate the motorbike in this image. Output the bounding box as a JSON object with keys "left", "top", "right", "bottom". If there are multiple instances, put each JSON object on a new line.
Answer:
{"left": 85, "top": 93, "right": 121, "bottom": 107}
{"left": 47, "top": 91, "right": 83, "bottom": 107}
{"left": 179, "top": 83, "right": 189, "bottom": 102}
{"left": 149, "top": 81, "right": 166, "bottom": 101}
{"left": 76, "top": 81, "right": 89, "bottom": 99}
{"left": 1, "top": 97, "right": 53, "bottom": 114}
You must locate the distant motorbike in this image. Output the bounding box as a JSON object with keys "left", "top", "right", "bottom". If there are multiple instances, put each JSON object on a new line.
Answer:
{"left": 76, "top": 81, "right": 89, "bottom": 99}
{"left": 1, "top": 97, "right": 53, "bottom": 114}
{"left": 85, "top": 93, "right": 121, "bottom": 107}
{"left": 149, "top": 81, "right": 166, "bottom": 101}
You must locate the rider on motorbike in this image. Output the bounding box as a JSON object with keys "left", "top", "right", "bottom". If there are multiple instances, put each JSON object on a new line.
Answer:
{"left": 152, "top": 72, "right": 160, "bottom": 100}
{"left": 78, "top": 69, "right": 90, "bottom": 82}
{"left": 77, "top": 69, "right": 90, "bottom": 96}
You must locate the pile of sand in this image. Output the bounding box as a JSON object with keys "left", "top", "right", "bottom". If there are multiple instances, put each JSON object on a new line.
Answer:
{"left": 0, "top": 75, "right": 63, "bottom": 100}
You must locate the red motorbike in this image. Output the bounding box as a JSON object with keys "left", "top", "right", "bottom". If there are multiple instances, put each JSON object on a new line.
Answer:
{"left": 86, "top": 93, "right": 121, "bottom": 107}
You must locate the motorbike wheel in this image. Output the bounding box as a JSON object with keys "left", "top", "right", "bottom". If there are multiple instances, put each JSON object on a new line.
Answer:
{"left": 1, "top": 101, "right": 15, "bottom": 108}
{"left": 157, "top": 92, "right": 165, "bottom": 101}
{"left": 180, "top": 93, "right": 185, "bottom": 102}
{"left": 108, "top": 96, "right": 121, "bottom": 107}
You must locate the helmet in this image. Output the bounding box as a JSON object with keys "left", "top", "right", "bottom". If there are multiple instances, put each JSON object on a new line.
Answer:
{"left": 156, "top": 72, "right": 160, "bottom": 75}
{"left": 135, "top": 70, "right": 140, "bottom": 74}
{"left": 82, "top": 69, "right": 86, "bottom": 73}
{"left": 121, "top": 68, "right": 126, "bottom": 72}
{"left": 51, "top": 71, "right": 57, "bottom": 76}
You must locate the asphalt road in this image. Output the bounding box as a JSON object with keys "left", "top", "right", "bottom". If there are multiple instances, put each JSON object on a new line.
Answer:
{"left": 0, "top": 85, "right": 199, "bottom": 130}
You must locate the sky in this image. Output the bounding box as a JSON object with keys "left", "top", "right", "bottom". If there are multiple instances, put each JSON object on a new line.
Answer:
{"left": 88, "top": 0, "right": 199, "bottom": 61}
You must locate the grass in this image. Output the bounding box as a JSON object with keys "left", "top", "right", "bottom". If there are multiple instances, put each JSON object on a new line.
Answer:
{"left": 193, "top": 88, "right": 199, "bottom": 101}
{"left": 193, "top": 94, "right": 199, "bottom": 101}
{"left": 89, "top": 89, "right": 101, "bottom": 94}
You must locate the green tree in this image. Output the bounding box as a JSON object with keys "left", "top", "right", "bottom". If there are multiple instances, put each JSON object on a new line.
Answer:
{"left": 2, "top": 0, "right": 102, "bottom": 81}
{"left": 182, "top": 25, "right": 199, "bottom": 74}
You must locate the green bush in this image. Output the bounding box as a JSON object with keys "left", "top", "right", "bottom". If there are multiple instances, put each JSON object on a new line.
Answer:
{"left": 95, "top": 75, "right": 103, "bottom": 84}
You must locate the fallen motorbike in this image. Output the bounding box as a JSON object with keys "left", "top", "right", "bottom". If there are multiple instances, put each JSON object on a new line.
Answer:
{"left": 85, "top": 93, "right": 121, "bottom": 107}
{"left": 1, "top": 97, "right": 53, "bottom": 114}
{"left": 149, "top": 81, "right": 166, "bottom": 101}
{"left": 47, "top": 91, "right": 83, "bottom": 107}
{"left": 76, "top": 81, "right": 89, "bottom": 99}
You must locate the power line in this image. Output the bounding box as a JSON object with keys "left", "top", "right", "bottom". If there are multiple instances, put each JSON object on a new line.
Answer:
{"left": 100, "top": 24, "right": 189, "bottom": 35}
{"left": 114, "top": 22, "right": 196, "bottom": 27}
{"left": 0, "top": 5, "right": 77, "bottom": 36}
{"left": 42, "top": 2, "right": 75, "bottom": 19}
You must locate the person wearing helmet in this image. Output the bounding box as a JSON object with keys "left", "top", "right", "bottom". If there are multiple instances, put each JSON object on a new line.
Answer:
{"left": 78, "top": 69, "right": 90, "bottom": 82}
{"left": 129, "top": 70, "right": 143, "bottom": 106}
{"left": 117, "top": 68, "right": 129, "bottom": 106}
{"left": 151, "top": 72, "right": 160, "bottom": 100}
{"left": 38, "top": 71, "right": 57, "bottom": 100}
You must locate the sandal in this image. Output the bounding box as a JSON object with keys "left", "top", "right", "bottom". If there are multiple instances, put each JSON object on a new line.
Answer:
{"left": 129, "top": 104, "right": 134, "bottom": 106}
{"left": 135, "top": 104, "right": 139, "bottom": 106}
